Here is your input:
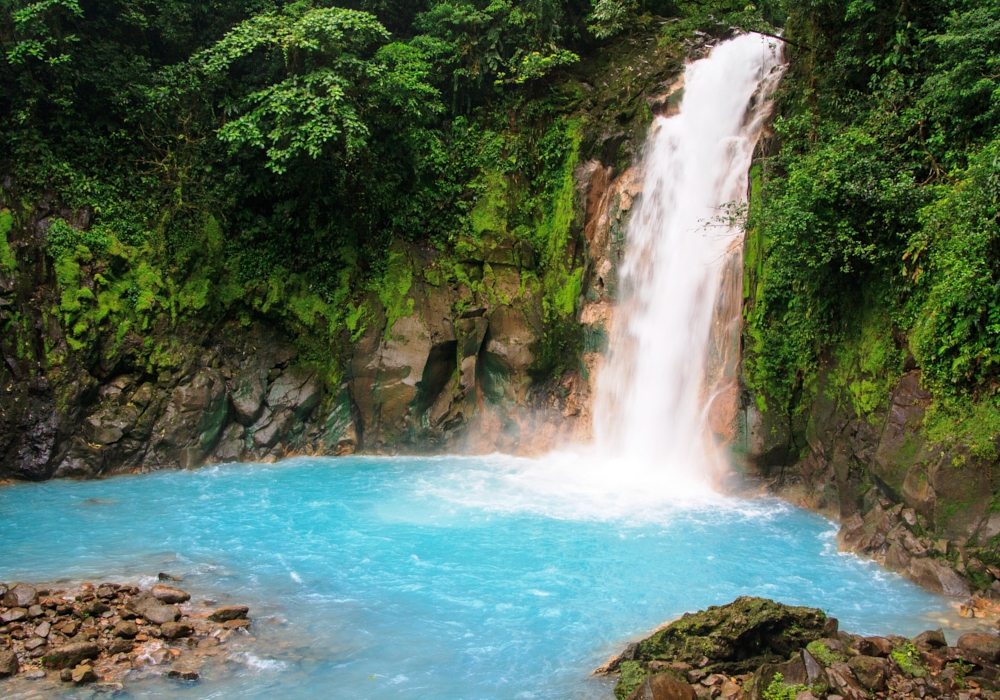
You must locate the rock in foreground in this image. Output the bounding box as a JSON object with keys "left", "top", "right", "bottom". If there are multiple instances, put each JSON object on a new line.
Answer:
{"left": 604, "top": 597, "right": 1000, "bottom": 700}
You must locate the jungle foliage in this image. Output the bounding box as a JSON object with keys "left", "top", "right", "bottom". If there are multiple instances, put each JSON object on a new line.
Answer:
{"left": 743, "top": 0, "right": 1000, "bottom": 432}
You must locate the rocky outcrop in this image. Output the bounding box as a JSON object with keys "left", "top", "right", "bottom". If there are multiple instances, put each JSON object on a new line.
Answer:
{"left": 604, "top": 597, "right": 1000, "bottom": 700}
{"left": 740, "top": 365, "right": 1000, "bottom": 599}
{"left": 0, "top": 579, "right": 254, "bottom": 692}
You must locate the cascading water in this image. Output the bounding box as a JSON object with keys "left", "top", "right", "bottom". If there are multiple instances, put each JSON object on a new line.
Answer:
{"left": 593, "top": 33, "right": 785, "bottom": 487}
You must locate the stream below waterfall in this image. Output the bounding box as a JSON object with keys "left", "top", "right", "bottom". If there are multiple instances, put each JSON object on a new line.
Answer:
{"left": 0, "top": 456, "right": 970, "bottom": 699}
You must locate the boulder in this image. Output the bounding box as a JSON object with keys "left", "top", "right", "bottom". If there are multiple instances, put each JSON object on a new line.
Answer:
{"left": 230, "top": 369, "right": 266, "bottom": 426}
{"left": 958, "top": 633, "right": 1000, "bottom": 663}
{"left": 623, "top": 597, "right": 826, "bottom": 676}
{"left": 0, "top": 607, "right": 26, "bottom": 622}
{"left": 750, "top": 657, "right": 807, "bottom": 700}
{"left": 108, "top": 638, "right": 133, "bottom": 654}
{"left": 914, "top": 629, "right": 948, "bottom": 648}
{"left": 267, "top": 368, "right": 323, "bottom": 419}
{"left": 847, "top": 655, "right": 889, "bottom": 691}
{"left": 208, "top": 605, "right": 249, "bottom": 622}
{"left": 251, "top": 408, "right": 296, "bottom": 450}
{"left": 825, "top": 661, "right": 868, "bottom": 700}
{"left": 160, "top": 621, "right": 193, "bottom": 639}
{"left": 71, "top": 663, "right": 96, "bottom": 684}
{"left": 142, "top": 604, "right": 180, "bottom": 625}
{"left": 627, "top": 673, "right": 698, "bottom": 700}
{"left": 151, "top": 584, "right": 190, "bottom": 604}
{"left": 113, "top": 620, "right": 138, "bottom": 639}
{"left": 907, "top": 558, "right": 971, "bottom": 597}
{"left": 857, "top": 637, "right": 892, "bottom": 658}
{"left": 3, "top": 582, "right": 37, "bottom": 607}
{"left": 42, "top": 642, "right": 101, "bottom": 669}
{"left": 0, "top": 650, "right": 18, "bottom": 678}
{"left": 801, "top": 648, "right": 828, "bottom": 686}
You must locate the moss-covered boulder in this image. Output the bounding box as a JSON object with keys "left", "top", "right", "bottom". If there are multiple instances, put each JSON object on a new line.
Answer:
{"left": 612, "top": 597, "right": 827, "bottom": 699}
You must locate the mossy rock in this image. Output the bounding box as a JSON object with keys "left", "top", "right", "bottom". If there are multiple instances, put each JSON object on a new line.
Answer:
{"left": 621, "top": 597, "right": 827, "bottom": 690}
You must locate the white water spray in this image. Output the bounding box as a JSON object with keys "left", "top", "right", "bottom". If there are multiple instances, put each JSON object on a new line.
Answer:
{"left": 592, "top": 34, "right": 784, "bottom": 487}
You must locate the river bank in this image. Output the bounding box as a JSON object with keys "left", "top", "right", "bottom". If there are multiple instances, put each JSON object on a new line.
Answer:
{"left": 0, "top": 579, "right": 255, "bottom": 694}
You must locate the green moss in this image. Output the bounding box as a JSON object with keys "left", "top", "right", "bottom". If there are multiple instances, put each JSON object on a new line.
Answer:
{"left": 376, "top": 248, "right": 415, "bottom": 338}
{"left": 923, "top": 398, "right": 1000, "bottom": 461}
{"left": 614, "top": 660, "right": 650, "bottom": 700}
{"left": 763, "top": 673, "right": 810, "bottom": 700}
{"left": 805, "top": 640, "right": 844, "bottom": 666}
{"left": 892, "top": 642, "right": 927, "bottom": 677}
{"left": 0, "top": 209, "right": 15, "bottom": 271}
{"left": 829, "top": 306, "right": 902, "bottom": 418}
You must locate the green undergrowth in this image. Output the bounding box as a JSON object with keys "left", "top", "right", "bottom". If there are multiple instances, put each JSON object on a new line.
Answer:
{"left": 763, "top": 673, "right": 811, "bottom": 700}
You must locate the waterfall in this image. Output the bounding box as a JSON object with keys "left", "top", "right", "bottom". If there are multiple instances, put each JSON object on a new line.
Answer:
{"left": 593, "top": 34, "right": 785, "bottom": 486}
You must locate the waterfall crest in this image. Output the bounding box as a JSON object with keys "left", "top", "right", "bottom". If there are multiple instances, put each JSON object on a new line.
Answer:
{"left": 592, "top": 34, "right": 785, "bottom": 487}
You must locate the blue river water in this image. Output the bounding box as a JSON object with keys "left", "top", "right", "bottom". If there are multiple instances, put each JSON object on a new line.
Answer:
{"left": 0, "top": 455, "right": 960, "bottom": 699}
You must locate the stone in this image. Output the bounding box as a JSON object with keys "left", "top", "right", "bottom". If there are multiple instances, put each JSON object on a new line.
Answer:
{"left": 914, "top": 629, "right": 948, "bottom": 648}
{"left": 208, "top": 605, "right": 249, "bottom": 622}
{"left": 857, "top": 636, "right": 892, "bottom": 658}
{"left": 149, "top": 647, "right": 172, "bottom": 665}
{"left": 266, "top": 367, "right": 323, "bottom": 419}
{"left": 23, "top": 668, "right": 45, "bottom": 679}
{"left": 160, "top": 621, "right": 193, "bottom": 639}
{"left": 801, "top": 649, "right": 827, "bottom": 686}
{"left": 82, "top": 600, "right": 108, "bottom": 616}
{"left": 151, "top": 585, "right": 190, "bottom": 604}
{"left": 251, "top": 408, "right": 296, "bottom": 450}
{"left": 142, "top": 604, "right": 180, "bottom": 625}
{"left": 3, "top": 583, "right": 38, "bottom": 608}
{"left": 230, "top": 369, "right": 267, "bottom": 425}
{"left": 1, "top": 607, "right": 26, "bottom": 622}
{"left": 224, "top": 618, "right": 251, "bottom": 629}
{"left": 34, "top": 620, "right": 50, "bottom": 637}
{"left": 627, "top": 673, "right": 699, "bottom": 700}
{"left": 108, "top": 638, "right": 133, "bottom": 654}
{"left": 113, "top": 620, "right": 138, "bottom": 639}
{"left": 795, "top": 693, "right": 817, "bottom": 700}
{"left": 58, "top": 620, "right": 80, "bottom": 636}
{"left": 71, "top": 663, "right": 96, "bottom": 683}
{"left": 719, "top": 680, "right": 741, "bottom": 700}
{"left": 825, "top": 661, "right": 868, "bottom": 700}
{"left": 96, "top": 681, "right": 126, "bottom": 693}
{"left": 60, "top": 668, "right": 73, "bottom": 682}
{"left": 168, "top": 668, "right": 200, "bottom": 681}
{"left": 0, "top": 649, "right": 18, "bottom": 677}
{"left": 958, "top": 633, "right": 1000, "bottom": 663}
{"left": 907, "top": 557, "right": 972, "bottom": 597}
{"left": 43, "top": 641, "right": 101, "bottom": 669}
{"left": 847, "top": 655, "right": 889, "bottom": 691}
{"left": 24, "top": 636, "right": 46, "bottom": 651}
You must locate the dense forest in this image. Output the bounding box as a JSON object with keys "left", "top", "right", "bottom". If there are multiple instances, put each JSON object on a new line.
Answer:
{"left": 1, "top": 0, "right": 998, "bottom": 464}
